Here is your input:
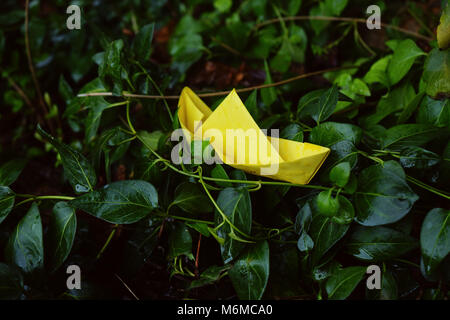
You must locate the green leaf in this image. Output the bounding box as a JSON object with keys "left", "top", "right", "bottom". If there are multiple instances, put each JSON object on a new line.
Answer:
{"left": 381, "top": 124, "right": 442, "bottom": 151}
{"left": 138, "top": 130, "right": 164, "bottom": 152}
{"left": 363, "top": 83, "right": 416, "bottom": 126}
{"left": 309, "top": 122, "right": 362, "bottom": 146}
{"left": 309, "top": 122, "right": 362, "bottom": 175}
{"left": 168, "top": 222, "right": 193, "bottom": 260}
{"left": 332, "top": 195, "right": 355, "bottom": 225}
{"left": 281, "top": 123, "right": 303, "bottom": 142}
{"left": 48, "top": 202, "right": 77, "bottom": 272}
{"left": 0, "top": 186, "right": 15, "bottom": 224}
{"left": 309, "top": 2, "right": 333, "bottom": 35}
{"left": 387, "top": 39, "right": 425, "bottom": 85}
{"left": 329, "top": 162, "right": 350, "bottom": 187}
{"left": 346, "top": 226, "right": 417, "bottom": 261}
{"left": 397, "top": 91, "right": 425, "bottom": 124}
{"left": 308, "top": 200, "right": 350, "bottom": 267}
{"left": 211, "top": 164, "right": 232, "bottom": 187}
{"left": 84, "top": 97, "right": 111, "bottom": 143}
{"left": 69, "top": 180, "right": 158, "bottom": 224}
{"left": 398, "top": 146, "right": 440, "bottom": 169}
{"left": 325, "top": 266, "right": 366, "bottom": 300}
{"left": 422, "top": 48, "right": 450, "bottom": 98}
{"left": 271, "top": 38, "right": 292, "bottom": 73}
{"left": 355, "top": 161, "right": 418, "bottom": 226}
{"left": 261, "top": 60, "right": 277, "bottom": 108}
{"left": 215, "top": 187, "right": 252, "bottom": 264}
{"left": 214, "top": 0, "right": 232, "bottom": 12}
{"left": 186, "top": 222, "right": 211, "bottom": 237}
{"left": 437, "top": 3, "right": 450, "bottom": 49}
{"left": 228, "top": 241, "right": 269, "bottom": 300}
{"left": 170, "top": 182, "right": 212, "bottom": 214}
{"left": 363, "top": 55, "right": 391, "bottom": 87}
{"left": 297, "top": 231, "right": 314, "bottom": 252}
{"left": 326, "top": 0, "right": 348, "bottom": 15}
{"left": 314, "top": 85, "right": 339, "bottom": 124}
{"left": 0, "top": 263, "right": 23, "bottom": 299}
{"left": 416, "top": 96, "right": 450, "bottom": 127}
{"left": 287, "top": 0, "right": 302, "bottom": 15}
{"left": 37, "top": 124, "right": 96, "bottom": 193}
{"left": 0, "top": 159, "right": 26, "bottom": 186}
{"left": 244, "top": 90, "right": 258, "bottom": 119}
{"left": 132, "top": 23, "right": 154, "bottom": 62}
{"left": 169, "top": 15, "right": 204, "bottom": 76}
{"left": 297, "top": 89, "right": 324, "bottom": 120}
{"left": 294, "top": 201, "right": 312, "bottom": 234}
{"left": 99, "top": 39, "right": 124, "bottom": 95}
{"left": 420, "top": 208, "right": 450, "bottom": 276}
{"left": 5, "top": 203, "right": 44, "bottom": 274}
{"left": 188, "top": 265, "right": 230, "bottom": 289}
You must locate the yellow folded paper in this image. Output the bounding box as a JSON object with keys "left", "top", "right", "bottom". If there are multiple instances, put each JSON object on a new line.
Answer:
{"left": 177, "top": 87, "right": 330, "bottom": 184}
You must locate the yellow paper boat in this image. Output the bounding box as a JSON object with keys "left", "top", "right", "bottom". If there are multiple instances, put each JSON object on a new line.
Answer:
{"left": 177, "top": 87, "right": 330, "bottom": 184}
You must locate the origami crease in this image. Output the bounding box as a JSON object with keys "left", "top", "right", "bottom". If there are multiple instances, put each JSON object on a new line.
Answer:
{"left": 177, "top": 87, "right": 330, "bottom": 184}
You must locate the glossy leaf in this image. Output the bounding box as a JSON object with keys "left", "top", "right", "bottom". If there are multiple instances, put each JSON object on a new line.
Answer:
{"left": 398, "top": 146, "right": 440, "bottom": 169}
{"left": 355, "top": 161, "right": 418, "bottom": 226}
{"left": 308, "top": 200, "right": 350, "bottom": 267}
{"left": 69, "top": 180, "right": 158, "bottom": 224}
{"left": 228, "top": 241, "right": 269, "bottom": 300}
{"left": 422, "top": 48, "right": 450, "bottom": 98}
{"left": 48, "top": 202, "right": 77, "bottom": 272}
{"left": 170, "top": 182, "right": 212, "bottom": 214}
{"left": 99, "top": 39, "right": 124, "bottom": 94}
{"left": 420, "top": 208, "right": 450, "bottom": 276}
{"left": 381, "top": 124, "right": 441, "bottom": 151}
{"left": 211, "top": 164, "right": 232, "bottom": 188}
{"left": 346, "top": 226, "right": 417, "bottom": 261}
{"left": 132, "top": 23, "right": 154, "bottom": 62}
{"left": 0, "top": 159, "right": 26, "bottom": 186}
{"left": 188, "top": 265, "right": 230, "bottom": 289}
{"left": 5, "top": 203, "right": 44, "bottom": 273}
{"left": 37, "top": 125, "right": 96, "bottom": 193}
{"left": 416, "top": 96, "right": 450, "bottom": 127}
{"left": 0, "top": 186, "right": 15, "bottom": 224}
{"left": 387, "top": 39, "right": 425, "bottom": 85}
{"left": 215, "top": 187, "right": 252, "bottom": 264}
{"left": 325, "top": 266, "right": 366, "bottom": 300}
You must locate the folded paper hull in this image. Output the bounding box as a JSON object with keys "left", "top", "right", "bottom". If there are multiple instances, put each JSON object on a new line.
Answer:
{"left": 178, "top": 87, "right": 330, "bottom": 184}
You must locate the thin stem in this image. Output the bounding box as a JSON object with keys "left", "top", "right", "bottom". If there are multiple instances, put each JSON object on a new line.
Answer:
{"left": 406, "top": 175, "right": 450, "bottom": 200}
{"left": 253, "top": 16, "right": 433, "bottom": 42}
{"left": 97, "top": 225, "right": 118, "bottom": 260}
{"left": 77, "top": 66, "right": 357, "bottom": 99}
{"left": 126, "top": 100, "right": 137, "bottom": 134}
{"left": 24, "top": 0, "right": 55, "bottom": 133}
{"left": 197, "top": 167, "right": 256, "bottom": 240}
{"left": 136, "top": 132, "right": 335, "bottom": 192}
{"left": 407, "top": 8, "right": 434, "bottom": 37}
{"left": 132, "top": 60, "right": 174, "bottom": 122}
{"left": 15, "top": 195, "right": 75, "bottom": 207}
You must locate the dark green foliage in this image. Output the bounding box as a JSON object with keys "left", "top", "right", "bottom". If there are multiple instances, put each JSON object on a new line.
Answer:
{"left": 0, "top": 0, "right": 448, "bottom": 301}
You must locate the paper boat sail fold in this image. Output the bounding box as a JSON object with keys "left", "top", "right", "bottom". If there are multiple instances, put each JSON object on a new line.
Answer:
{"left": 177, "top": 87, "right": 330, "bottom": 184}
